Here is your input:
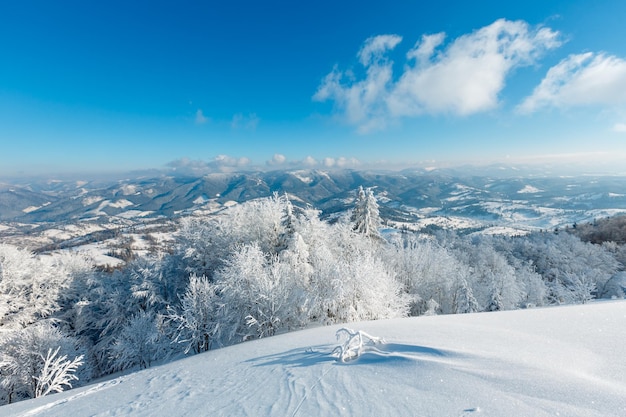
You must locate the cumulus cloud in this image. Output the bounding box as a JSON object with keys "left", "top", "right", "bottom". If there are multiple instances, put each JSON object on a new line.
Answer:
{"left": 264, "top": 155, "right": 360, "bottom": 170}
{"left": 266, "top": 153, "right": 287, "bottom": 166}
{"left": 322, "top": 156, "right": 360, "bottom": 168}
{"left": 358, "top": 34, "right": 403, "bottom": 66}
{"left": 302, "top": 156, "right": 318, "bottom": 167}
{"left": 167, "top": 155, "right": 251, "bottom": 175}
{"left": 314, "top": 19, "right": 561, "bottom": 132}
{"left": 195, "top": 109, "right": 209, "bottom": 124}
{"left": 518, "top": 52, "right": 626, "bottom": 113}
{"left": 613, "top": 123, "right": 626, "bottom": 133}
{"left": 212, "top": 154, "right": 251, "bottom": 170}
{"left": 231, "top": 113, "right": 260, "bottom": 130}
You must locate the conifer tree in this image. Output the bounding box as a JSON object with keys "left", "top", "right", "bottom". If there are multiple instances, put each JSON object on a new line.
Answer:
{"left": 350, "top": 186, "right": 382, "bottom": 239}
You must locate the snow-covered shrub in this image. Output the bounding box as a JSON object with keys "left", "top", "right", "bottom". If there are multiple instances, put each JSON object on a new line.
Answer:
{"left": 0, "top": 321, "right": 89, "bottom": 404}
{"left": 34, "top": 347, "right": 84, "bottom": 398}
{"left": 332, "top": 328, "right": 385, "bottom": 362}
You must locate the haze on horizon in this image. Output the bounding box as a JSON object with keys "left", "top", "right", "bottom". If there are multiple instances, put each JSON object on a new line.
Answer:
{"left": 1, "top": 0, "right": 626, "bottom": 177}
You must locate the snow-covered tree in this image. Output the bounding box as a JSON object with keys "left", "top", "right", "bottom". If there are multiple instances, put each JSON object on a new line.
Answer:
{"left": 386, "top": 236, "right": 469, "bottom": 315}
{"left": 275, "top": 193, "right": 297, "bottom": 254}
{"left": 505, "top": 232, "right": 619, "bottom": 304}
{"left": 109, "top": 311, "right": 171, "bottom": 370}
{"left": 309, "top": 231, "right": 409, "bottom": 323}
{"left": 0, "top": 321, "right": 88, "bottom": 404}
{"left": 34, "top": 347, "right": 84, "bottom": 398}
{"left": 168, "top": 274, "right": 219, "bottom": 354}
{"left": 454, "top": 278, "right": 480, "bottom": 314}
{"left": 350, "top": 186, "right": 382, "bottom": 239}
{"left": 214, "top": 244, "right": 308, "bottom": 343}
{"left": 0, "top": 245, "right": 62, "bottom": 328}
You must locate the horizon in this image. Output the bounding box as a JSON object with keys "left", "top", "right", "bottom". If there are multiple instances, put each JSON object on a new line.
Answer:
{"left": 2, "top": 1, "right": 626, "bottom": 177}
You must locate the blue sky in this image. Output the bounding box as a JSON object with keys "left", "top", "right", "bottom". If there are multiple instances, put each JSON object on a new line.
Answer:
{"left": 1, "top": 0, "right": 626, "bottom": 176}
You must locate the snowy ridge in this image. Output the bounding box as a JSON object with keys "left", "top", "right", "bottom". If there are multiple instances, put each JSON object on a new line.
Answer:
{"left": 2, "top": 302, "right": 625, "bottom": 417}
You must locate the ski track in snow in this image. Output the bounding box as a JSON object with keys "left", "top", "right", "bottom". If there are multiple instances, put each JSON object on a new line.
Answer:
{"left": 18, "top": 378, "right": 123, "bottom": 417}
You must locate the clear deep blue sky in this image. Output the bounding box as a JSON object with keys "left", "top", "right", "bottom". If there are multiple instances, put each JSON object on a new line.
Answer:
{"left": 1, "top": 0, "right": 625, "bottom": 176}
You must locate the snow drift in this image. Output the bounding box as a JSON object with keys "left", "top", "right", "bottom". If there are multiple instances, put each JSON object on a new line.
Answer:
{"left": 2, "top": 301, "right": 625, "bottom": 417}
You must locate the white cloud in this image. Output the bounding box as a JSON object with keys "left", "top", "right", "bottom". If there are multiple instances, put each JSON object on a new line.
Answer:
{"left": 231, "top": 113, "right": 260, "bottom": 130}
{"left": 195, "top": 109, "right": 209, "bottom": 124}
{"left": 320, "top": 156, "right": 360, "bottom": 168}
{"left": 213, "top": 154, "right": 250, "bottom": 169}
{"left": 166, "top": 155, "right": 251, "bottom": 174}
{"left": 518, "top": 53, "right": 626, "bottom": 113}
{"left": 302, "top": 156, "right": 317, "bottom": 167}
{"left": 358, "top": 34, "right": 402, "bottom": 66}
{"left": 266, "top": 154, "right": 287, "bottom": 166}
{"left": 613, "top": 123, "right": 626, "bottom": 133}
{"left": 314, "top": 19, "right": 560, "bottom": 132}
{"left": 322, "top": 157, "right": 336, "bottom": 168}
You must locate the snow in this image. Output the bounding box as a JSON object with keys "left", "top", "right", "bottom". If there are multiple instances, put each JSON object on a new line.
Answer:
{"left": 472, "top": 226, "right": 530, "bottom": 237}
{"left": 68, "top": 243, "right": 124, "bottom": 268}
{"left": 115, "top": 210, "right": 153, "bottom": 219}
{"left": 108, "top": 199, "right": 134, "bottom": 209}
{"left": 518, "top": 185, "right": 543, "bottom": 193}
{"left": 3, "top": 301, "right": 625, "bottom": 417}
{"left": 82, "top": 196, "right": 104, "bottom": 206}
{"left": 192, "top": 195, "right": 209, "bottom": 204}
{"left": 291, "top": 171, "right": 313, "bottom": 184}
{"left": 415, "top": 215, "right": 483, "bottom": 231}
{"left": 119, "top": 185, "right": 138, "bottom": 196}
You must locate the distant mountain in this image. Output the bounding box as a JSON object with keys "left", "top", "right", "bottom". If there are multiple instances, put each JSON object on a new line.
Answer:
{"left": 2, "top": 169, "right": 626, "bottom": 233}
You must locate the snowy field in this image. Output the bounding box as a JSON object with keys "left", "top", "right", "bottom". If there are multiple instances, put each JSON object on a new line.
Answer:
{"left": 2, "top": 301, "right": 625, "bottom": 417}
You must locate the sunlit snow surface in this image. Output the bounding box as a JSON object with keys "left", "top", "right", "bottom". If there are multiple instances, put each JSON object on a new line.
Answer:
{"left": 2, "top": 302, "right": 625, "bottom": 417}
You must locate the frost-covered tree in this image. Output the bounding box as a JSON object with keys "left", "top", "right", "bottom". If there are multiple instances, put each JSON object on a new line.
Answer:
{"left": 128, "top": 256, "right": 185, "bottom": 314}
{"left": 350, "top": 186, "right": 382, "bottom": 239}
{"left": 214, "top": 244, "right": 308, "bottom": 343}
{"left": 275, "top": 193, "right": 297, "bottom": 254}
{"left": 454, "top": 278, "right": 480, "bottom": 314}
{"left": 505, "top": 232, "right": 619, "bottom": 304}
{"left": 437, "top": 234, "right": 526, "bottom": 311}
{"left": 0, "top": 245, "right": 66, "bottom": 328}
{"left": 0, "top": 321, "right": 88, "bottom": 404}
{"left": 34, "top": 347, "right": 84, "bottom": 398}
{"left": 309, "top": 227, "right": 408, "bottom": 323}
{"left": 386, "top": 236, "right": 469, "bottom": 315}
{"left": 168, "top": 274, "right": 219, "bottom": 354}
{"left": 177, "top": 194, "right": 289, "bottom": 279}
{"left": 109, "top": 311, "right": 170, "bottom": 370}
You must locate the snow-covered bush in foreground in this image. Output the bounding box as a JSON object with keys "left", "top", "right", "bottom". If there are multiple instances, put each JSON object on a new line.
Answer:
{"left": 34, "top": 347, "right": 84, "bottom": 398}
{"left": 332, "top": 327, "right": 385, "bottom": 362}
{"left": 0, "top": 322, "right": 88, "bottom": 404}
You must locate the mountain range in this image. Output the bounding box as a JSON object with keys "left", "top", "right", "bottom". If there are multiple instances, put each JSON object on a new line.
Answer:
{"left": 2, "top": 167, "right": 626, "bottom": 254}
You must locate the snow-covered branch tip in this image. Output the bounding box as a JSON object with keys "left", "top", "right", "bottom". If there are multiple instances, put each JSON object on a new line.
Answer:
{"left": 34, "top": 347, "right": 84, "bottom": 398}
{"left": 332, "top": 328, "right": 385, "bottom": 362}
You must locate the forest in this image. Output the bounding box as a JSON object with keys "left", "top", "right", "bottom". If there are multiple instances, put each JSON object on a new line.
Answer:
{"left": 1, "top": 188, "right": 624, "bottom": 405}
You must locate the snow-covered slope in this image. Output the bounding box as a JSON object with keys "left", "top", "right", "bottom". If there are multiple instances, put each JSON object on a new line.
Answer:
{"left": 2, "top": 302, "right": 625, "bottom": 417}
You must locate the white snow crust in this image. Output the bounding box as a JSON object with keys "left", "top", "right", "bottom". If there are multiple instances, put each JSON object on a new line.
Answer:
{"left": 2, "top": 301, "right": 625, "bottom": 417}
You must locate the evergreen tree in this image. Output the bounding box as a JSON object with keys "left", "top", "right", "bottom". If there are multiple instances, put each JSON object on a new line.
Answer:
{"left": 350, "top": 186, "right": 382, "bottom": 239}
